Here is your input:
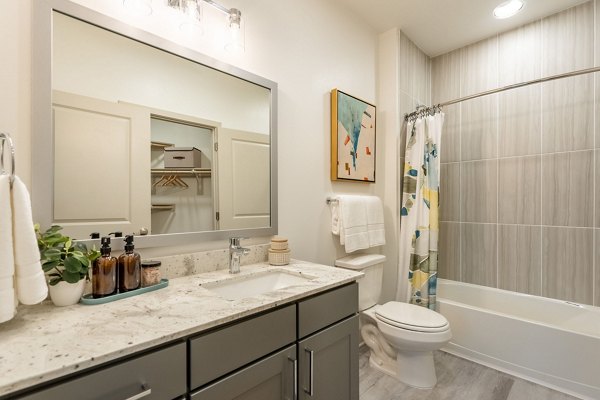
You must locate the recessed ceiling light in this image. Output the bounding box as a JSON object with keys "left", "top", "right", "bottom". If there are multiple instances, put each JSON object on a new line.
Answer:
{"left": 493, "top": 0, "right": 525, "bottom": 19}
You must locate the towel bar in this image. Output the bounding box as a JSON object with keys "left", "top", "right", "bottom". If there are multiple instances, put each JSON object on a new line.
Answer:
{"left": 0, "top": 132, "right": 15, "bottom": 189}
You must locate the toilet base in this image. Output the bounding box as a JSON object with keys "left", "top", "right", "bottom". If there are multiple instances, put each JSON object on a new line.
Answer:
{"left": 395, "top": 350, "right": 437, "bottom": 389}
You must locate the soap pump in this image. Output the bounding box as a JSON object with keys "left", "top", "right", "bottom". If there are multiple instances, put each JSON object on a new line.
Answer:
{"left": 92, "top": 237, "right": 118, "bottom": 298}
{"left": 118, "top": 235, "right": 141, "bottom": 292}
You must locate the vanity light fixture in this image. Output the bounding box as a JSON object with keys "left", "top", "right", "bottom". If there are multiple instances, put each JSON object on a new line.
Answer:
{"left": 122, "top": 0, "right": 153, "bottom": 16}
{"left": 493, "top": 0, "right": 525, "bottom": 19}
{"left": 168, "top": 0, "right": 203, "bottom": 33}
{"left": 123, "top": 0, "right": 244, "bottom": 50}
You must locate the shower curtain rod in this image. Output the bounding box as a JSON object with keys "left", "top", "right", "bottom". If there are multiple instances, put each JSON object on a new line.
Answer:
{"left": 404, "top": 64, "right": 600, "bottom": 121}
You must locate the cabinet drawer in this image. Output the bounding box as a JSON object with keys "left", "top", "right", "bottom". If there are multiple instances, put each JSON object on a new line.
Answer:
{"left": 190, "top": 305, "right": 296, "bottom": 390}
{"left": 190, "top": 345, "right": 296, "bottom": 400}
{"left": 298, "top": 283, "right": 357, "bottom": 338}
{"left": 17, "top": 342, "right": 186, "bottom": 400}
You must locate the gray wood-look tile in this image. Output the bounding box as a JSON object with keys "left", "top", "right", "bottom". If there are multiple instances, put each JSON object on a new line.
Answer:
{"left": 399, "top": 31, "right": 415, "bottom": 96}
{"left": 460, "top": 160, "right": 497, "bottom": 223}
{"left": 439, "top": 222, "right": 460, "bottom": 281}
{"left": 542, "top": 227, "right": 593, "bottom": 305}
{"left": 594, "top": 229, "right": 600, "bottom": 307}
{"left": 597, "top": 150, "right": 600, "bottom": 228}
{"left": 440, "top": 104, "right": 460, "bottom": 163}
{"left": 541, "top": 75, "right": 594, "bottom": 153}
{"left": 541, "top": 151, "right": 594, "bottom": 227}
{"left": 432, "top": 50, "right": 461, "bottom": 104}
{"left": 461, "top": 223, "right": 497, "bottom": 287}
{"left": 460, "top": 36, "right": 498, "bottom": 96}
{"left": 461, "top": 95, "right": 498, "bottom": 161}
{"left": 498, "top": 20, "right": 541, "bottom": 86}
{"left": 359, "top": 347, "right": 577, "bottom": 400}
{"left": 498, "top": 225, "right": 542, "bottom": 296}
{"left": 498, "top": 156, "right": 541, "bottom": 225}
{"left": 498, "top": 85, "right": 541, "bottom": 157}
{"left": 541, "top": 1, "right": 593, "bottom": 76}
{"left": 414, "top": 50, "right": 431, "bottom": 105}
{"left": 440, "top": 163, "right": 460, "bottom": 222}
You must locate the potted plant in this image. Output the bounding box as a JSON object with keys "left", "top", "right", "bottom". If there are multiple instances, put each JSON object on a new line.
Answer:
{"left": 35, "top": 224, "right": 100, "bottom": 306}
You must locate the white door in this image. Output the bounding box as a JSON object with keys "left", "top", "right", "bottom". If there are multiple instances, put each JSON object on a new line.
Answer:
{"left": 52, "top": 91, "right": 151, "bottom": 239}
{"left": 217, "top": 128, "right": 270, "bottom": 230}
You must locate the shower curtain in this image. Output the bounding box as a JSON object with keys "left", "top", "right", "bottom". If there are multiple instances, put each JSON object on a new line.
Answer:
{"left": 397, "top": 112, "right": 444, "bottom": 309}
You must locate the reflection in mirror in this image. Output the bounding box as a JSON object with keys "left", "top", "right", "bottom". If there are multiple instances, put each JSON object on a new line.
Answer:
{"left": 50, "top": 11, "right": 272, "bottom": 240}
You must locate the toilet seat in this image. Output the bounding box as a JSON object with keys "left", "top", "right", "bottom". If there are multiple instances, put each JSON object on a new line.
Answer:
{"left": 375, "top": 302, "right": 450, "bottom": 333}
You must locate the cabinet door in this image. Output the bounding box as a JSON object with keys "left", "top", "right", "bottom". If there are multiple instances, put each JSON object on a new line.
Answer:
{"left": 190, "top": 345, "right": 297, "bottom": 400}
{"left": 298, "top": 315, "right": 359, "bottom": 400}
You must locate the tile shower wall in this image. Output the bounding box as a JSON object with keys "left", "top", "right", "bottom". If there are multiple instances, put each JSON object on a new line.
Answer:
{"left": 433, "top": 0, "right": 599, "bottom": 306}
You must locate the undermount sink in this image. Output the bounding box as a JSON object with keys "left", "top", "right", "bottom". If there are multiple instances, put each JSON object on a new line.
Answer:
{"left": 204, "top": 270, "right": 311, "bottom": 301}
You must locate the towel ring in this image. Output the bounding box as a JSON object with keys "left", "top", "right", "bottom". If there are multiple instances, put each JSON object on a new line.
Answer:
{"left": 0, "top": 132, "right": 15, "bottom": 189}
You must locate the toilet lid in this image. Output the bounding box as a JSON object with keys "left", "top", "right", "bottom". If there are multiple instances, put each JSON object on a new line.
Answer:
{"left": 375, "top": 302, "right": 449, "bottom": 333}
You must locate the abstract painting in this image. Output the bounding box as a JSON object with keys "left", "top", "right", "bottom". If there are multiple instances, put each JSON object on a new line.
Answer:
{"left": 331, "top": 89, "right": 376, "bottom": 182}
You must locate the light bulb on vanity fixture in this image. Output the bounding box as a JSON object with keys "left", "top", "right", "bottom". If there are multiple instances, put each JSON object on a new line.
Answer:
{"left": 167, "top": 0, "right": 204, "bottom": 34}
{"left": 225, "top": 8, "right": 244, "bottom": 53}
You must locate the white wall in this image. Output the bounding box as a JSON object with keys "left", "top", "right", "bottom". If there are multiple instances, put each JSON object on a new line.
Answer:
{"left": 2, "top": 1, "right": 383, "bottom": 267}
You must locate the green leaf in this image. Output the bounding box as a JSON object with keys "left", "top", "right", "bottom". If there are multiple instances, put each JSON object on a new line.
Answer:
{"left": 42, "top": 260, "right": 60, "bottom": 272}
{"left": 74, "top": 242, "right": 88, "bottom": 253}
{"left": 62, "top": 270, "right": 80, "bottom": 284}
{"left": 48, "top": 277, "right": 62, "bottom": 286}
{"left": 65, "top": 238, "right": 72, "bottom": 249}
{"left": 72, "top": 252, "right": 89, "bottom": 267}
{"left": 42, "top": 248, "right": 62, "bottom": 258}
{"left": 64, "top": 256, "right": 82, "bottom": 273}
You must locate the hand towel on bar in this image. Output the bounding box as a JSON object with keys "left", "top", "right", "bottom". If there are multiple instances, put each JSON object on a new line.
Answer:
{"left": 366, "top": 196, "right": 385, "bottom": 247}
{"left": 330, "top": 198, "right": 341, "bottom": 235}
{"left": 0, "top": 175, "right": 16, "bottom": 323}
{"left": 12, "top": 176, "right": 47, "bottom": 306}
{"left": 338, "top": 195, "right": 369, "bottom": 253}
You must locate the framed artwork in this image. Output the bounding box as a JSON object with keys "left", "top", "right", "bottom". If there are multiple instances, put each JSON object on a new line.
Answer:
{"left": 330, "top": 89, "right": 376, "bottom": 182}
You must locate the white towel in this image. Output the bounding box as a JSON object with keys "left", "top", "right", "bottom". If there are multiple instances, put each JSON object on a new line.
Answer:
{"left": 330, "top": 199, "right": 341, "bottom": 235}
{"left": 12, "top": 176, "right": 47, "bottom": 305}
{"left": 338, "top": 195, "right": 369, "bottom": 253}
{"left": 0, "top": 175, "right": 16, "bottom": 323}
{"left": 366, "top": 196, "right": 385, "bottom": 247}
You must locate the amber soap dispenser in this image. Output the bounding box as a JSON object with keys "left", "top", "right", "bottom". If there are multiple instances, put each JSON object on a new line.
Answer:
{"left": 92, "top": 237, "right": 118, "bottom": 298}
{"left": 118, "top": 235, "right": 141, "bottom": 292}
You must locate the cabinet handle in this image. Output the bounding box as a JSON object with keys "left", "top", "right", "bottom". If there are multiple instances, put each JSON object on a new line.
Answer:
{"left": 123, "top": 385, "right": 152, "bottom": 400}
{"left": 304, "top": 348, "right": 314, "bottom": 397}
{"left": 288, "top": 356, "right": 298, "bottom": 400}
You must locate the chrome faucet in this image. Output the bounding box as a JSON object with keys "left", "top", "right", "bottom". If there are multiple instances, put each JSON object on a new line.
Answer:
{"left": 229, "top": 237, "right": 250, "bottom": 274}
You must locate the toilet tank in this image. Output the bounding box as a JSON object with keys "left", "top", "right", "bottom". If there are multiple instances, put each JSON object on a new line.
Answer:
{"left": 335, "top": 254, "right": 386, "bottom": 311}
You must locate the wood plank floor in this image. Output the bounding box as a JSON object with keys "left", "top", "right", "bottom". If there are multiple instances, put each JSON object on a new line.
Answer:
{"left": 359, "top": 347, "right": 579, "bottom": 400}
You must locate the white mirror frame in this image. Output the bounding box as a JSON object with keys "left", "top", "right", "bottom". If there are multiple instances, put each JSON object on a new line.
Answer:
{"left": 32, "top": 0, "right": 278, "bottom": 249}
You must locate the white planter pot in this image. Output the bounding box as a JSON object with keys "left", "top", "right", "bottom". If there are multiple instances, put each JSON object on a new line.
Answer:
{"left": 48, "top": 280, "right": 85, "bottom": 307}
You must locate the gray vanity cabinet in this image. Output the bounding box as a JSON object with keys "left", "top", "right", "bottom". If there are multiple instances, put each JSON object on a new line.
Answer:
{"left": 190, "top": 345, "right": 297, "bottom": 400}
{"left": 298, "top": 316, "right": 359, "bottom": 400}
{"left": 297, "top": 283, "right": 359, "bottom": 400}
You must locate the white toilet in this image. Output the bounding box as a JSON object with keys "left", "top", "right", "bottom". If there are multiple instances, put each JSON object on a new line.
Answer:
{"left": 336, "top": 254, "right": 451, "bottom": 389}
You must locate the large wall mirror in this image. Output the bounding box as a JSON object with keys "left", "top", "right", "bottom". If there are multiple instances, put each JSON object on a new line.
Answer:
{"left": 32, "top": 0, "right": 278, "bottom": 248}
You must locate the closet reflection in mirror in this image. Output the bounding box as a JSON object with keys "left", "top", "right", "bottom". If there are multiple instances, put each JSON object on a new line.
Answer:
{"left": 51, "top": 11, "right": 271, "bottom": 239}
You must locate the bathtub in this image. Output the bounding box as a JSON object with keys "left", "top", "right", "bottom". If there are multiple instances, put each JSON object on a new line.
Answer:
{"left": 437, "top": 279, "right": 600, "bottom": 400}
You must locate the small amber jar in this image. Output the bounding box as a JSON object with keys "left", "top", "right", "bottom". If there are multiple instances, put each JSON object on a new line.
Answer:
{"left": 141, "top": 260, "right": 162, "bottom": 287}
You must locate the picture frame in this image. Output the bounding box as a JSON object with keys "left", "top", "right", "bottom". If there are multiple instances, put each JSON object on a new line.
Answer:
{"left": 330, "top": 89, "right": 376, "bottom": 182}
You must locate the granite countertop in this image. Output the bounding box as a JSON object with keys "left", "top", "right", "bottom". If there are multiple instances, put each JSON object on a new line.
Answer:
{"left": 0, "top": 260, "right": 362, "bottom": 397}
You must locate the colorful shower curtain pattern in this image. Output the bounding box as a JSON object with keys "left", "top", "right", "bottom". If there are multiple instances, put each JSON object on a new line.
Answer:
{"left": 398, "top": 113, "right": 443, "bottom": 309}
